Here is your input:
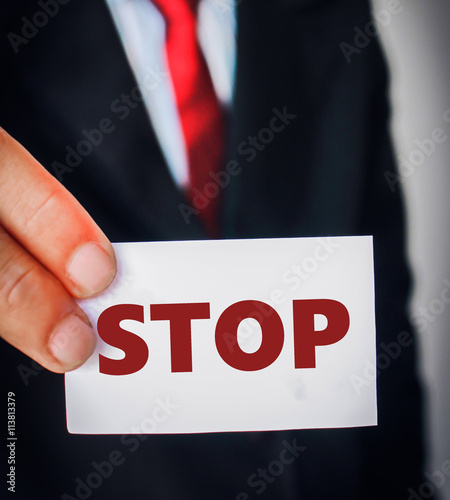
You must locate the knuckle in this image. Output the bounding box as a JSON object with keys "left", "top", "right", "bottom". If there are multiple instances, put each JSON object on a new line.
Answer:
{"left": 11, "top": 183, "right": 61, "bottom": 236}
{"left": 0, "top": 252, "right": 44, "bottom": 314}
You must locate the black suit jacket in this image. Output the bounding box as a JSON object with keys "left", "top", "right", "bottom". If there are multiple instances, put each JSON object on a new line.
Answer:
{"left": 1, "top": 1, "right": 425, "bottom": 498}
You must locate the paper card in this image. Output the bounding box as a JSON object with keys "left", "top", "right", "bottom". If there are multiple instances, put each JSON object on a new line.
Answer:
{"left": 65, "top": 236, "right": 377, "bottom": 434}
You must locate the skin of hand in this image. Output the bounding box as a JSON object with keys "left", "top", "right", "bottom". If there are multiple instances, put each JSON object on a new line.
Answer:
{"left": 0, "top": 127, "right": 116, "bottom": 373}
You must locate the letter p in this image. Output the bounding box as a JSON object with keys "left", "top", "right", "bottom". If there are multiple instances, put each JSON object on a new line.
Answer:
{"left": 293, "top": 299, "right": 350, "bottom": 369}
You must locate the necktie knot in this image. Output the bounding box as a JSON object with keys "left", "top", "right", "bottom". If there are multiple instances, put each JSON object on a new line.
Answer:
{"left": 152, "top": 0, "right": 199, "bottom": 25}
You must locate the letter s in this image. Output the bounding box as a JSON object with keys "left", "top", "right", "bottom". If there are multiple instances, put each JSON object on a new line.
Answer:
{"left": 282, "top": 270, "right": 301, "bottom": 291}
{"left": 98, "top": 304, "right": 148, "bottom": 375}
{"left": 111, "top": 98, "right": 130, "bottom": 120}
{"left": 237, "top": 141, "right": 257, "bottom": 162}
{"left": 120, "top": 434, "right": 140, "bottom": 453}
{"left": 248, "top": 473, "right": 266, "bottom": 494}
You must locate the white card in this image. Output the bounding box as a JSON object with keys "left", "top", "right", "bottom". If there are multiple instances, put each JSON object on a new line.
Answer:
{"left": 65, "top": 236, "right": 377, "bottom": 434}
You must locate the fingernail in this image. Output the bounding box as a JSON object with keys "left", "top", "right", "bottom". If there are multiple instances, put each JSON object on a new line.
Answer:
{"left": 49, "top": 314, "right": 97, "bottom": 371}
{"left": 66, "top": 242, "right": 116, "bottom": 296}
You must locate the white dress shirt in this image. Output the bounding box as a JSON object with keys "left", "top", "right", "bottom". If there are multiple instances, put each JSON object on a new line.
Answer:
{"left": 105, "top": 0, "right": 236, "bottom": 188}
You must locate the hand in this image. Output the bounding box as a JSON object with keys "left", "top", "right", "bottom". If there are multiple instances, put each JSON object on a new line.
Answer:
{"left": 0, "top": 128, "right": 116, "bottom": 373}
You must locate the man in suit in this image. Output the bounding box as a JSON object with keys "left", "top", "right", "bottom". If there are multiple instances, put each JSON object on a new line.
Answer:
{"left": 0, "top": 0, "right": 426, "bottom": 498}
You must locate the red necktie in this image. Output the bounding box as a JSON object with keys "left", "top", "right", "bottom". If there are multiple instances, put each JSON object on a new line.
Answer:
{"left": 153, "top": 0, "right": 225, "bottom": 237}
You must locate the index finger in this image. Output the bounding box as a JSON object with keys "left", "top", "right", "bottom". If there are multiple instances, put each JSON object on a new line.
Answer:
{"left": 0, "top": 128, "right": 116, "bottom": 298}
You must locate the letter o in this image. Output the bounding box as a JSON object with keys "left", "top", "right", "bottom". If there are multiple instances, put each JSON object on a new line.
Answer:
{"left": 302, "top": 257, "right": 318, "bottom": 274}
{"left": 259, "top": 128, "right": 275, "bottom": 144}
{"left": 376, "top": 352, "right": 391, "bottom": 370}
{"left": 86, "top": 472, "right": 102, "bottom": 489}
{"left": 77, "top": 139, "right": 93, "bottom": 157}
{"left": 33, "top": 12, "right": 49, "bottom": 28}
{"left": 141, "top": 418, "right": 157, "bottom": 433}
{"left": 365, "top": 20, "right": 378, "bottom": 37}
{"left": 268, "top": 460, "right": 284, "bottom": 477}
{"left": 204, "top": 181, "right": 220, "bottom": 199}
{"left": 429, "top": 299, "right": 445, "bottom": 316}
{"left": 131, "top": 86, "right": 144, "bottom": 102}
{"left": 408, "top": 149, "right": 425, "bottom": 167}
{"left": 215, "top": 301, "right": 284, "bottom": 371}
{"left": 443, "top": 108, "right": 450, "bottom": 123}
{"left": 419, "top": 482, "right": 435, "bottom": 499}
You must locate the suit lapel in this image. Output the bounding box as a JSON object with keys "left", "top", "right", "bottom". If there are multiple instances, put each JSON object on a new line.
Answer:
{"left": 5, "top": 0, "right": 207, "bottom": 241}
